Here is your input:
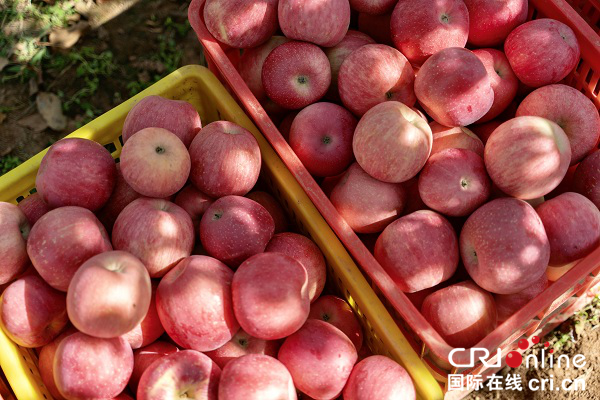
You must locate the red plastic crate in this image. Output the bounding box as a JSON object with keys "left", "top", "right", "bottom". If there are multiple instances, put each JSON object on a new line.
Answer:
{"left": 565, "top": 0, "right": 600, "bottom": 32}
{"left": 189, "top": 0, "right": 600, "bottom": 392}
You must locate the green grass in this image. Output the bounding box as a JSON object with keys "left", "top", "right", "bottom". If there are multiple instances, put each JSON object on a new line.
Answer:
{"left": 0, "top": 156, "right": 22, "bottom": 175}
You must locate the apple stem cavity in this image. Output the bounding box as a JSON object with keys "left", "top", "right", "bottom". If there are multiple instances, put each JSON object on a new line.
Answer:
{"left": 460, "top": 178, "right": 469, "bottom": 189}
{"left": 212, "top": 211, "right": 223, "bottom": 220}
{"left": 155, "top": 146, "right": 166, "bottom": 154}
{"left": 440, "top": 14, "right": 449, "bottom": 24}
{"left": 297, "top": 75, "right": 308, "bottom": 85}
{"left": 322, "top": 136, "right": 332, "bottom": 145}
{"left": 385, "top": 91, "right": 393, "bottom": 100}
{"left": 321, "top": 313, "right": 330, "bottom": 321}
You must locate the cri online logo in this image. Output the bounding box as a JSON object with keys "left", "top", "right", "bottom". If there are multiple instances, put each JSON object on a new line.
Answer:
{"left": 505, "top": 336, "right": 551, "bottom": 368}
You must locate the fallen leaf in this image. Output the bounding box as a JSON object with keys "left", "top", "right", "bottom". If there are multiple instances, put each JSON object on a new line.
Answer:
{"left": 0, "top": 57, "right": 8, "bottom": 72}
{"left": 17, "top": 113, "right": 48, "bottom": 132}
{"left": 49, "top": 22, "right": 89, "bottom": 49}
{"left": 0, "top": 113, "right": 6, "bottom": 124}
{"left": 36, "top": 92, "right": 67, "bottom": 131}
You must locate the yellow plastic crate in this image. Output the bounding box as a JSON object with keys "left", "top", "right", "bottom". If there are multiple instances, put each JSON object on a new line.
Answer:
{"left": 0, "top": 65, "right": 443, "bottom": 400}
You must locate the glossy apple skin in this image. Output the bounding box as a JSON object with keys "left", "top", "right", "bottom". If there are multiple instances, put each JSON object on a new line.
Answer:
{"left": 38, "top": 327, "right": 77, "bottom": 400}
{"left": 54, "top": 333, "right": 133, "bottom": 400}
{"left": 262, "top": 41, "right": 332, "bottom": 110}
{"left": 36, "top": 138, "right": 117, "bottom": 211}
{"left": 97, "top": 164, "right": 142, "bottom": 233}
{"left": 278, "top": 319, "right": 357, "bottom": 399}
{"left": 358, "top": 12, "right": 392, "bottom": 45}
{"left": 238, "top": 36, "right": 289, "bottom": 102}
{"left": 484, "top": 116, "right": 571, "bottom": 199}
{"left": 343, "top": 355, "right": 416, "bottom": 400}
{"left": 200, "top": 196, "right": 274, "bottom": 268}
{"left": 430, "top": 122, "right": 484, "bottom": 157}
{"left": 219, "top": 354, "right": 296, "bottom": 400}
{"left": 233, "top": 253, "right": 310, "bottom": 340}
{"left": 353, "top": 101, "right": 432, "bottom": 183}
{"left": 28, "top": 206, "right": 112, "bottom": 291}
{"left": 205, "top": 328, "right": 281, "bottom": 369}
{"left": 330, "top": 162, "right": 406, "bottom": 234}
{"left": 495, "top": 274, "right": 549, "bottom": 323}
{"left": 120, "top": 127, "right": 190, "bottom": 199}
{"left": 204, "top": 0, "right": 278, "bottom": 49}
{"left": 278, "top": 0, "right": 350, "bottom": 47}
{"left": 338, "top": 44, "right": 415, "bottom": 116}
{"left": 421, "top": 281, "right": 497, "bottom": 348}
{"left": 112, "top": 198, "right": 194, "bottom": 278}
{"left": 246, "top": 191, "right": 288, "bottom": 234}
{"left": 265, "top": 232, "right": 326, "bottom": 303}
{"left": 464, "top": 0, "right": 528, "bottom": 46}
{"left": 17, "top": 193, "right": 51, "bottom": 227}
{"left": 536, "top": 192, "right": 600, "bottom": 266}
{"left": 122, "top": 284, "right": 165, "bottom": 349}
{"left": 573, "top": 151, "right": 600, "bottom": 209}
{"left": 174, "top": 184, "right": 214, "bottom": 231}
{"left": 418, "top": 148, "right": 491, "bottom": 217}
{"left": 128, "top": 341, "right": 179, "bottom": 394}
{"left": 0, "top": 202, "right": 30, "bottom": 284}
{"left": 505, "top": 19, "right": 580, "bottom": 87}
{"left": 375, "top": 210, "right": 458, "bottom": 293}
{"left": 157, "top": 255, "right": 239, "bottom": 352}
{"left": 390, "top": 0, "right": 469, "bottom": 65}
{"left": 415, "top": 47, "right": 494, "bottom": 127}
{"left": 289, "top": 102, "right": 357, "bottom": 177}
{"left": 473, "top": 49, "right": 519, "bottom": 123}
{"left": 189, "top": 121, "right": 261, "bottom": 198}
{"left": 67, "top": 250, "right": 151, "bottom": 338}
{"left": 0, "top": 274, "right": 67, "bottom": 348}
{"left": 460, "top": 198, "right": 550, "bottom": 294}
{"left": 309, "top": 295, "right": 363, "bottom": 351}
{"left": 122, "top": 95, "right": 201, "bottom": 147}
{"left": 137, "top": 350, "right": 221, "bottom": 400}
{"left": 517, "top": 84, "right": 600, "bottom": 165}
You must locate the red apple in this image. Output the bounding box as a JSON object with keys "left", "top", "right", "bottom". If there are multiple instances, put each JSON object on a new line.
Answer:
{"left": 309, "top": 295, "right": 363, "bottom": 351}
{"left": 233, "top": 253, "right": 310, "bottom": 340}
{"left": 219, "top": 354, "right": 296, "bottom": 400}
{"left": 262, "top": 41, "right": 331, "bottom": 109}
{"left": 516, "top": 84, "right": 600, "bottom": 165}
{"left": 353, "top": 101, "right": 432, "bottom": 183}
{"left": 325, "top": 30, "right": 375, "bottom": 101}
{"left": 205, "top": 328, "right": 281, "bottom": 369}
{"left": 421, "top": 281, "right": 497, "bottom": 348}
{"left": 122, "top": 96, "right": 201, "bottom": 147}
{"left": 36, "top": 138, "right": 117, "bottom": 211}
{"left": 67, "top": 250, "right": 151, "bottom": 338}
{"left": 343, "top": 355, "right": 416, "bottom": 400}
{"left": 17, "top": 193, "right": 51, "bottom": 227}
{"left": 401, "top": 177, "right": 429, "bottom": 215}
{"left": 430, "top": 122, "right": 484, "bottom": 157}
{"left": 505, "top": 19, "right": 580, "bottom": 87}
{"left": 278, "top": 111, "right": 298, "bottom": 141}
{"left": 375, "top": 210, "right": 458, "bottom": 292}
{"left": 463, "top": 0, "right": 528, "bottom": 46}
{"left": 484, "top": 116, "right": 571, "bottom": 199}
{"left": 200, "top": 196, "right": 274, "bottom": 267}
{"left": 338, "top": 44, "right": 415, "bottom": 117}
{"left": 174, "top": 184, "right": 214, "bottom": 229}
{"left": 189, "top": 121, "right": 261, "bottom": 198}
{"left": 238, "top": 36, "right": 289, "bottom": 102}
{"left": 265, "top": 232, "right": 327, "bottom": 303}
{"left": 390, "top": 0, "right": 469, "bottom": 65}
{"left": 350, "top": 0, "right": 396, "bottom": 14}
{"left": 460, "top": 198, "right": 550, "bottom": 294}
{"left": 358, "top": 12, "right": 392, "bottom": 45}
{"left": 204, "top": 0, "right": 278, "bottom": 48}
{"left": 536, "top": 192, "right": 600, "bottom": 266}
{"left": 157, "top": 255, "right": 239, "bottom": 351}
{"left": 469, "top": 120, "right": 502, "bottom": 145}
{"left": 573, "top": 150, "right": 600, "bottom": 209}
{"left": 28, "top": 206, "right": 112, "bottom": 291}
{"left": 418, "top": 148, "right": 491, "bottom": 217}
{"left": 112, "top": 198, "right": 193, "bottom": 277}
{"left": 39, "top": 327, "right": 77, "bottom": 400}
{"left": 120, "top": 127, "right": 190, "bottom": 198}
{"left": 246, "top": 191, "right": 289, "bottom": 234}
{"left": 415, "top": 47, "right": 494, "bottom": 127}
{"left": 122, "top": 284, "right": 165, "bottom": 349}
{"left": 495, "top": 274, "right": 549, "bottom": 323}
{"left": 278, "top": 319, "right": 357, "bottom": 399}
{"left": 97, "top": 164, "right": 142, "bottom": 233}
{"left": 330, "top": 162, "right": 406, "bottom": 233}
{"left": 0, "top": 274, "right": 67, "bottom": 347}
{"left": 129, "top": 341, "right": 179, "bottom": 394}
{"left": 137, "top": 350, "right": 220, "bottom": 400}
{"left": 473, "top": 49, "right": 519, "bottom": 123}
{"left": 54, "top": 333, "right": 133, "bottom": 399}
{"left": 0, "top": 202, "right": 30, "bottom": 284}
{"left": 289, "top": 102, "right": 357, "bottom": 177}
{"left": 278, "top": 0, "right": 350, "bottom": 47}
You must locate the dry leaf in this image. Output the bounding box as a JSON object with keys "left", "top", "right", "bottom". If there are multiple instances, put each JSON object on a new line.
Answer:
{"left": 49, "top": 22, "right": 89, "bottom": 49}
{"left": 36, "top": 92, "right": 67, "bottom": 131}
{"left": 17, "top": 113, "right": 49, "bottom": 132}
{"left": 0, "top": 113, "right": 6, "bottom": 124}
{"left": 0, "top": 57, "right": 8, "bottom": 72}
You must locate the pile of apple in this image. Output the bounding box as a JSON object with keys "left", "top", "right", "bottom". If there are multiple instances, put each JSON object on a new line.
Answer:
{"left": 200, "top": 0, "right": 600, "bottom": 349}
{"left": 0, "top": 95, "right": 416, "bottom": 400}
